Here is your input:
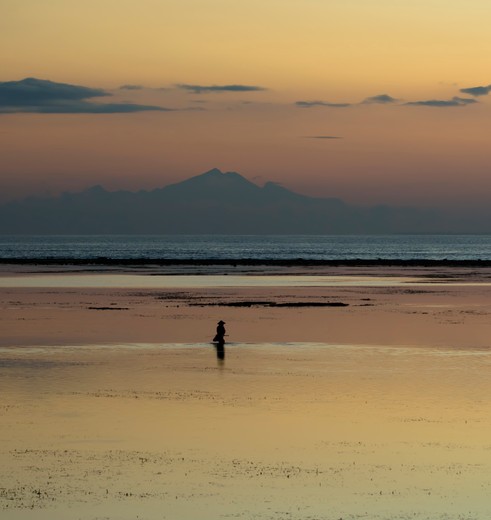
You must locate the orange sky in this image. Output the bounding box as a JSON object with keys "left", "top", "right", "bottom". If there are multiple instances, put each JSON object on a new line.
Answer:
{"left": 1, "top": 0, "right": 491, "bottom": 209}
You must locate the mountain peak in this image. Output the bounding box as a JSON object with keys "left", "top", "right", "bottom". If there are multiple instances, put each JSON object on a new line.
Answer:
{"left": 170, "top": 168, "right": 257, "bottom": 188}
{"left": 201, "top": 167, "right": 224, "bottom": 177}
{"left": 159, "top": 168, "right": 261, "bottom": 202}
{"left": 198, "top": 168, "right": 246, "bottom": 181}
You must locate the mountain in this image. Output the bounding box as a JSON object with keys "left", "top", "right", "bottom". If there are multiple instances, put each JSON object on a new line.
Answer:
{"left": 0, "top": 168, "right": 444, "bottom": 234}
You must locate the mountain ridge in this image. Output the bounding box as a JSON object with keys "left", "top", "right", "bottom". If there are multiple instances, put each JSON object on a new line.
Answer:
{"left": 0, "top": 168, "right": 466, "bottom": 234}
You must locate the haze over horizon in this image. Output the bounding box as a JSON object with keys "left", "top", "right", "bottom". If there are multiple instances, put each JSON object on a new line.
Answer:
{"left": 1, "top": 1, "right": 491, "bottom": 223}
{"left": 2, "top": 167, "right": 489, "bottom": 234}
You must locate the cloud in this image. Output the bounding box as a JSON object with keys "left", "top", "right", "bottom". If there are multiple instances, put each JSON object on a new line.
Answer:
{"left": 183, "top": 106, "right": 207, "bottom": 112}
{"left": 119, "top": 84, "right": 144, "bottom": 90}
{"left": 0, "top": 78, "right": 170, "bottom": 114}
{"left": 176, "top": 84, "right": 266, "bottom": 94}
{"left": 362, "top": 94, "right": 398, "bottom": 104}
{"left": 31, "top": 102, "right": 173, "bottom": 114}
{"left": 405, "top": 96, "right": 477, "bottom": 107}
{"left": 295, "top": 100, "right": 351, "bottom": 108}
{"left": 303, "top": 135, "right": 343, "bottom": 139}
{"left": 296, "top": 88, "right": 484, "bottom": 110}
{"left": 0, "top": 77, "right": 108, "bottom": 104}
{"left": 459, "top": 84, "right": 491, "bottom": 97}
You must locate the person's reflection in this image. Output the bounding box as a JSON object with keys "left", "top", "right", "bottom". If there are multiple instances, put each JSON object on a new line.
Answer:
{"left": 214, "top": 339, "right": 225, "bottom": 362}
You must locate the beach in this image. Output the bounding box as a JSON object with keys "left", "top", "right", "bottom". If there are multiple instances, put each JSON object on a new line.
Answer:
{"left": 1, "top": 264, "right": 490, "bottom": 348}
{"left": 1, "top": 265, "right": 491, "bottom": 519}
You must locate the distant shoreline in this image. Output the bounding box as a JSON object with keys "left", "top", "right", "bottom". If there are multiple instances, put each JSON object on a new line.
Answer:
{"left": 1, "top": 258, "right": 491, "bottom": 267}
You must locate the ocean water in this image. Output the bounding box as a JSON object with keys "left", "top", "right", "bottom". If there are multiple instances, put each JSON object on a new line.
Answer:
{"left": 0, "top": 234, "right": 490, "bottom": 260}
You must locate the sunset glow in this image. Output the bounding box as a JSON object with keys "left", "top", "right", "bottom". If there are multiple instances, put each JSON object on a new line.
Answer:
{"left": 1, "top": 0, "right": 491, "bottom": 212}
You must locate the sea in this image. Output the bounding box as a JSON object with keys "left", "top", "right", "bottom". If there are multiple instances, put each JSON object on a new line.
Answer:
{"left": 0, "top": 235, "right": 490, "bottom": 261}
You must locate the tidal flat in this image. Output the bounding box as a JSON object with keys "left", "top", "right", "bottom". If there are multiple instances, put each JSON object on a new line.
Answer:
{"left": 1, "top": 267, "right": 491, "bottom": 519}
{"left": 2, "top": 343, "right": 491, "bottom": 519}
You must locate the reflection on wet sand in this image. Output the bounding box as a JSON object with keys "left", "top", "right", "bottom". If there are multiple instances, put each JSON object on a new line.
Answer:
{"left": 1, "top": 343, "right": 491, "bottom": 519}
{"left": 214, "top": 341, "right": 225, "bottom": 363}
{"left": 0, "top": 273, "right": 433, "bottom": 288}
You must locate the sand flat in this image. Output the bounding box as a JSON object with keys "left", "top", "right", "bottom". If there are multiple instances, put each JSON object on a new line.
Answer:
{"left": 1, "top": 343, "right": 491, "bottom": 519}
{"left": 1, "top": 267, "right": 491, "bottom": 519}
{"left": 0, "top": 270, "right": 490, "bottom": 348}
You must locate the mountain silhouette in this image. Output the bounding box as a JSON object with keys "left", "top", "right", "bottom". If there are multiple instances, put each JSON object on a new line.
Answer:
{"left": 0, "top": 168, "right": 444, "bottom": 234}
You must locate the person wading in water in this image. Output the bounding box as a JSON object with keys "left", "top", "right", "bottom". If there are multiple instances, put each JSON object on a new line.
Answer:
{"left": 213, "top": 320, "right": 226, "bottom": 361}
{"left": 213, "top": 320, "right": 226, "bottom": 343}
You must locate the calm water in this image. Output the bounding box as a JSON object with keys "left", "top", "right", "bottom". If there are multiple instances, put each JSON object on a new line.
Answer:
{"left": 2, "top": 343, "right": 491, "bottom": 519}
{"left": 0, "top": 234, "right": 490, "bottom": 260}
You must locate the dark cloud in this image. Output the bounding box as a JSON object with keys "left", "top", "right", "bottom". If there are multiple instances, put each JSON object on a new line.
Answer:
{"left": 176, "top": 84, "right": 266, "bottom": 94}
{"left": 303, "top": 135, "right": 343, "bottom": 139}
{"left": 362, "top": 94, "right": 398, "bottom": 104}
{"left": 295, "top": 100, "right": 351, "bottom": 108}
{"left": 119, "top": 84, "right": 144, "bottom": 90}
{"left": 459, "top": 84, "right": 491, "bottom": 97}
{"left": 0, "top": 77, "right": 108, "bottom": 105}
{"left": 405, "top": 96, "right": 477, "bottom": 107}
{"left": 30, "top": 102, "right": 173, "bottom": 114}
{"left": 0, "top": 78, "right": 170, "bottom": 114}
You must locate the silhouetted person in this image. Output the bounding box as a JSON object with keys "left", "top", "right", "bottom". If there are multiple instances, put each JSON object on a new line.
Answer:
{"left": 213, "top": 320, "right": 226, "bottom": 343}
{"left": 212, "top": 320, "right": 226, "bottom": 363}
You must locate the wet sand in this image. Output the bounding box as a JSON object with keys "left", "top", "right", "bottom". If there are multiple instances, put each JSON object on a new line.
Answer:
{"left": 1, "top": 266, "right": 491, "bottom": 519}
{"left": 2, "top": 343, "right": 491, "bottom": 519}
{"left": 0, "top": 266, "right": 490, "bottom": 348}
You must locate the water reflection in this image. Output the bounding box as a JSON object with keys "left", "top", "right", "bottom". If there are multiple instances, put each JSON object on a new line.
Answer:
{"left": 214, "top": 340, "right": 225, "bottom": 364}
{"left": 0, "top": 273, "right": 425, "bottom": 288}
{"left": 2, "top": 343, "right": 491, "bottom": 519}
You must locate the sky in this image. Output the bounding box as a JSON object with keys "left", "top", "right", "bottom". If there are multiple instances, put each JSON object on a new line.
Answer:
{"left": 1, "top": 0, "right": 491, "bottom": 212}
